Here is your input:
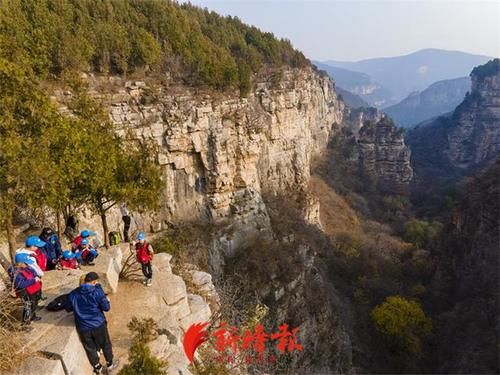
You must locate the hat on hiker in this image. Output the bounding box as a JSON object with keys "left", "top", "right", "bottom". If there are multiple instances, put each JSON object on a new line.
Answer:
{"left": 80, "top": 229, "right": 96, "bottom": 238}
{"left": 62, "top": 250, "right": 75, "bottom": 259}
{"left": 137, "top": 232, "right": 145, "bottom": 240}
{"left": 25, "top": 235, "right": 47, "bottom": 248}
{"left": 15, "top": 252, "right": 35, "bottom": 265}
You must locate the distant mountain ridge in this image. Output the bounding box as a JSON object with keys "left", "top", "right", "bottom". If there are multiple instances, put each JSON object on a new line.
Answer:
{"left": 336, "top": 86, "right": 369, "bottom": 108}
{"left": 385, "top": 76, "right": 471, "bottom": 128}
{"left": 319, "top": 49, "right": 492, "bottom": 107}
{"left": 313, "top": 61, "right": 393, "bottom": 107}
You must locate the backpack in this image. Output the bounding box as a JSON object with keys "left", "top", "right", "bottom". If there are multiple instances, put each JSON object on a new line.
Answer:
{"left": 46, "top": 294, "right": 68, "bottom": 311}
{"left": 108, "top": 231, "right": 121, "bottom": 246}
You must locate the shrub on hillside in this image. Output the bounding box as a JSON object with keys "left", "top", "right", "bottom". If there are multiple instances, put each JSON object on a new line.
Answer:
{"left": 371, "top": 295, "right": 432, "bottom": 354}
{"left": 403, "top": 219, "right": 442, "bottom": 249}
{"left": 119, "top": 317, "right": 167, "bottom": 375}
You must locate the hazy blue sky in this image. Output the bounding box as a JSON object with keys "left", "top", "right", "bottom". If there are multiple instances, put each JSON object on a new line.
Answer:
{"left": 182, "top": 0, "right": 499, "bottom": 61}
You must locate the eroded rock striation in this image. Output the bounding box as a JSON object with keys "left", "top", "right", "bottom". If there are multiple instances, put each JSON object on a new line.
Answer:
{"left": 357, "top": 117, "right": 413, "bottom": 192}
{"left": 97, "top": 68, "right": 345, "bottom": 230}
{"left": 408, "top": 59, "right": 500, "bottom": 178}
{"left": 445, "top": 60, "right": 500, "bottom": 168}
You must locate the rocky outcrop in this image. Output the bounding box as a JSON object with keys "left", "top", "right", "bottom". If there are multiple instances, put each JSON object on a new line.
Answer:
{"left": 15, "top": 246, "right": 217, "bottom": 375}
{"left": 15, "top": 244, "right": 129, "bottom": 375}
{"left": 357, "top": 117, "right": 413, "bottom": 192}
{"left": 445, "top": 60, "right": 500, "bottom": 169}
{"left": 344, "top": 106, "right": 384, "bottom": 136}
{"left": 407, "top": 59, "right": 499, "bottom": 212}
{"left": 408, "top": 59, "right": 500, "bottom": 175}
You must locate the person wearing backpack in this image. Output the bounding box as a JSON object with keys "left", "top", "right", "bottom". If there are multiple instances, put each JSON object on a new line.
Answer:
{"left": 65, "top": 272, "right": 118, "bottom": 374}
{"left": 16, "top": 235, "right": 47, "bottom": 277}
{"left": 8, "top": 253, "right": 43, "bottom": 327}
{"left": 135, "top": 232, "right": 154, "bottom": 287}
{"left": 40, "top": 227, "right": 63, "bottom": 270}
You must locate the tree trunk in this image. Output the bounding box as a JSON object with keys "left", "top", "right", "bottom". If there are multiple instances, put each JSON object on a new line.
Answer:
{"left": 5, "top": 216, "right": 16, "bottom": 262}
{"left": 56, "top": 210, "right": 61, "bottom": 238}
{"left": 100, "top": 211, "right": 110, "bottom": 248}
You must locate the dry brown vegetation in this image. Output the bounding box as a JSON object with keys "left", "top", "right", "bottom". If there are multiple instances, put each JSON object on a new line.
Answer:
{"left": 309, "top": 176, "right": 411, "bottom": 260}
{"left": 0, "top": 292, "right": 25, "bottom": 373}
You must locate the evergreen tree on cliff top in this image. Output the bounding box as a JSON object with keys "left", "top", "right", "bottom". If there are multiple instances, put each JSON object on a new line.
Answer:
{"left": 64, "top": 79, "right": 162, "bottom": 248}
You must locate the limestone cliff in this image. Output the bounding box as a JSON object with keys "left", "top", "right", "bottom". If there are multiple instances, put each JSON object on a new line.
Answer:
{"left": 357, "top": 117, "right": 413, "bottom": 192}
{"left": 445, "top": 60, "right": 500, "bottom": 168}
{"left": 407, "top": 59, "right": 499, "bottom": 213}
{"left": 408, "top": 59, "right": 500, "bottom": 177}
{"left": 86, "top": 68, "right": 344, "bottom": 232}
{"left": 344, "top": 106, "right": 384, "bottom": 136}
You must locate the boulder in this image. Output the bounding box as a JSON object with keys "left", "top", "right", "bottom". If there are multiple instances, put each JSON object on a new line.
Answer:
{"left": 153, "top": 273, "right": 190, "bottom": 320}
{"left": 154, "top": 253, "right": 172, "bottom": 274}
{"left": 189, "top": 270, "right": 211, "bottom": 287}
{"left": 94, "top": 246, "right": 123, "bottom": 294}
{"left": 179, "top": 294, "right": 211, "bottom": 330}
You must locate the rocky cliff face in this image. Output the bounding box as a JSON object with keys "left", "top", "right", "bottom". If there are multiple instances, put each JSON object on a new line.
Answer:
{"left": 92, "top": 68, "right": 344, "bottom": 231}
{"left": 408, "top": 59, "right": 500, "bottom": 175}
{"left": 356, "top": 117, "right": 413, "bottom": 192}
{"left": 445, "top": 61, "right": 500, "bottom": 169}
{"left": 406, "top": 59, "right": 499, "bottom": 214}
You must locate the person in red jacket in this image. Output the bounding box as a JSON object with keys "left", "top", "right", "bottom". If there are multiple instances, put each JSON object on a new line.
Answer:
{"left": 72, "top": 229, "right": 96, "bottom": 252}
{"left": 8, "top": 253, "right": 43, "bottom": 327}
{"left": 33, "top": 246, "right": 47, "bottom": 272}
{"left": 135, "top": 232, "right": 154, "bottom": 287}
{"left": 59, "top": 250, "right": 80, "bottom": 270}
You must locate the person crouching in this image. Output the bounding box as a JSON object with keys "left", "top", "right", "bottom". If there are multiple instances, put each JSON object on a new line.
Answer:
{"left": 135, "top": 232, "right": 154, "bottom": 287}
{"left": 77, "top": 239, "right": 99, "bottom": 266}
{"left": 8, "top": 253, "right": 43, "bottom": 327}
{"left": 59, "top": 250, "right": 80, "bottom": 270}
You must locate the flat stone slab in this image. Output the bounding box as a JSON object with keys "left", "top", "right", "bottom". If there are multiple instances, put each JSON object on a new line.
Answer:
{"left": 14, "top": 356, "right": 66, "bottom": 375}
{"left": 33, "top": 315, "right": 93, "bottom": 375}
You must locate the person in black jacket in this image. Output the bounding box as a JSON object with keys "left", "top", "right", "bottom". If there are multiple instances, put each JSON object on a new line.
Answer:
{"left": 66, "top": 272, "right": 118, "bottom": 374}
{"left": 39, "top": 227, "right": 62, "bottom": 270}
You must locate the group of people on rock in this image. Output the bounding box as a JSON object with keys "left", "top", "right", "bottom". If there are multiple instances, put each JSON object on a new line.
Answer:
{"left": 8, "top": 229, "right": 100, "bottom": 327}
{"left": 7, "top": 225, "right": 156, "bottom": 374}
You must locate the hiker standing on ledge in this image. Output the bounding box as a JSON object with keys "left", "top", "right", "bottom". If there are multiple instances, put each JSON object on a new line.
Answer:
{"left": 120, "top": 203, "right": 131, "bottom": 242}
{"left": 135, "top": 232, "right": 154, "bottom": 287}
{"left": 66, "top": 272, "right": 118, "bottom": 374}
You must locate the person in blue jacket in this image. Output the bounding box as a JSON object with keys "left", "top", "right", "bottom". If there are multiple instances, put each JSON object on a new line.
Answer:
{"left": 39, "top": 227, "right": 62, "bottom": 270}
{"left": 65, "top": 272, "right": 117, "bottom": 374}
